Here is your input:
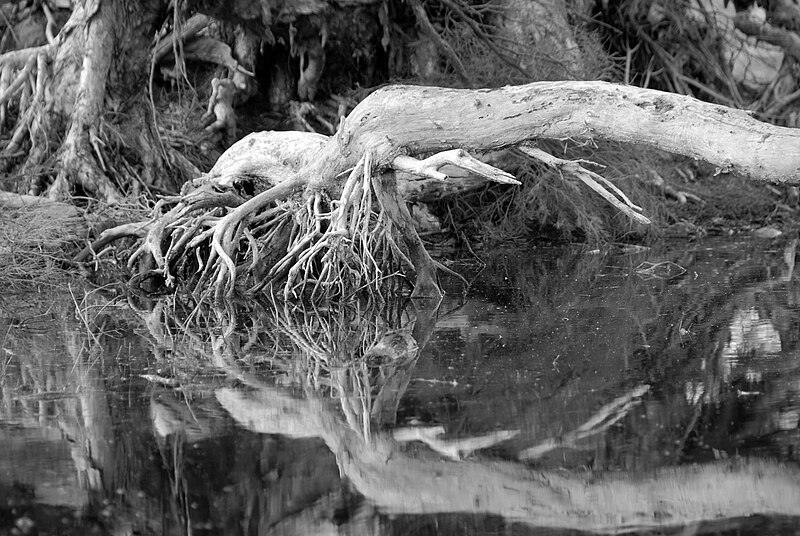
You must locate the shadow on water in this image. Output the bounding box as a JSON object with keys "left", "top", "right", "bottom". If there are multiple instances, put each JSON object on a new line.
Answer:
{"left": 1, "top": 236, "right": 800, "bottom": 534}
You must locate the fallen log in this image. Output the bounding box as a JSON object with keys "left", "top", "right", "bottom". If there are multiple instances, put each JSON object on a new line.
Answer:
{"left": 103, "top": 81, "right": 800, "bottom": 301}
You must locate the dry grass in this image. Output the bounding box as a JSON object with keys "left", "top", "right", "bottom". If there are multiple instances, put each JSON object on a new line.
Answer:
{"left": 0, "top": 197, "right": 151, "bottom": 290}
{"left": 0, "top": 206, "right": 82, "bottom": 290}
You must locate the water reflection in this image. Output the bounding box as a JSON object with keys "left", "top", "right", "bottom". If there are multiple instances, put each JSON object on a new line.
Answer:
{"left": 1, "top": 237, "right": 800, "bottom": 535}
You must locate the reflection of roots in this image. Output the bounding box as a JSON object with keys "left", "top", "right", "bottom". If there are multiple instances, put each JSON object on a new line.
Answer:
{"left": 270, "top": 300, "right": 418, "bottom": 438}
{"left": 132, "top": 290, "right": 418, "bottom": 443}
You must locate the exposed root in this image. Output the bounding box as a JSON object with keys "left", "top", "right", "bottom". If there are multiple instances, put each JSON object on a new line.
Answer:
{"left": 118, "top": 154, "right": 406, "bottom": 303}
{"left": 74, "top": 221, "right": 151, "bottom": 263}
{"left": 269, "top": 152, "right": 407, "bottom": 301}
{"left": 116, "top": 146, "right": 451, "bottom": 303}
{"left": 115, "top": 132, "right": 651, "bottom": 303}
{"left": 0, "top": 45, "right": 54, "bottom": 170}
{"left": 202, "top": 174, "right": 307, "bottom": 301}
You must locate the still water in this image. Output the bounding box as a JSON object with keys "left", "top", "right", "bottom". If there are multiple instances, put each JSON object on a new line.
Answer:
{"left": 1, "top": 237, "right": 800, "bottom": 535}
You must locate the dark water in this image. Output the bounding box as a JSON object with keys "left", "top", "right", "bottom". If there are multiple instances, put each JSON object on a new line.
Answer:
{"left": 2, "top": 237, "right": 800, "bottom": 535}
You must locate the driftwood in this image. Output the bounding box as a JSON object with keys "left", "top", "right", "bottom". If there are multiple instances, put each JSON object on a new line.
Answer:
{"left": 106, "top": 81, "right": 800, "bottom": 301}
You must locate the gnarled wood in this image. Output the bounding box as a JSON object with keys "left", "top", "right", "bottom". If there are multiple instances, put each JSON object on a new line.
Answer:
{"left": 328, "top": 81, "right": 800, "bottom": 182}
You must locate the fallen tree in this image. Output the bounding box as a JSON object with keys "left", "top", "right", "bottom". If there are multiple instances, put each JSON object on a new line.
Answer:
{"left": 2, "top": 1, "right": 799, "bottom": 300}
{"left": 96, "top": 80, "right": 800, "bottom": 301}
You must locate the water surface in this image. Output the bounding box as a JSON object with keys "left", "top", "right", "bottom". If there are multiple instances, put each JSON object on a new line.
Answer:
{"left": 2, "top": 237, "right": 799, "bottom": 535}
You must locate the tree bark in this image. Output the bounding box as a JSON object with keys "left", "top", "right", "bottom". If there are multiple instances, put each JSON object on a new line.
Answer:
{"left": 494, "top": 0, "right": 591, "bottom": 80}
{"left": 47, "top": 0, "right": 119, "bottom": 200}
{"left": 209, "top": 79, "right": 800, "bottom": 219}
{"left": 331, "top": 81, "right": 799, "bottom": 182}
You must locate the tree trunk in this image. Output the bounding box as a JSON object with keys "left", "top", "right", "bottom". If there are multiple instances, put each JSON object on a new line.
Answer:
{"left": 0, "top": 0, "right": 293, "bottom": 201}
{"left": 336, "top": 82, "right": 799, "bottom": 181}
{"left": 495, "top": 0, "right": 593, "bottom": 80}
{"left": 0, "top": 0, "right": 173, "bottom": 200}
{"left": 5, "top": 1, "right": 797, "bottom": 300}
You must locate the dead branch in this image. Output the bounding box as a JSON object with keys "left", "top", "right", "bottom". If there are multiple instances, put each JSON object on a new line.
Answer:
{"left": 393, "top": 149, "right": 519, "bottom": 185}
{"left": 517, "top": 145, "right": 650, "bottom": 224}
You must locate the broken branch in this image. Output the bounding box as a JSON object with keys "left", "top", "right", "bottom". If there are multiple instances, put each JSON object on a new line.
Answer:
{"left": 392, "top": 149, "right": 520, "bottom": 185}
{"left": 517, "top": 145, "right": 651, "bottom": 225}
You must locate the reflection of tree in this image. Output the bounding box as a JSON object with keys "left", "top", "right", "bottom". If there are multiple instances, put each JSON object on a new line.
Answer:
{"left": 1, "top": 293, "right": 110, "bottom": 492}
{"left": 468, "top": 239, "right": 800, "bottom": 468}
{"left": 0, "top": 290, "right": 157, "bottom": 533}
{"left": 5, "top": 274, "right": 800, "bottom": 534}
{"left": 139, "top": 295, "right": 800, "bottom": 533}
{"left": 218, "top": 358, "right": 800, "bottom": 533}
{"left": 131, "top": 294, "right": 431, "bottom": 534}
{"left": 642, "top": 240, "right": 800, "bottom": 463}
